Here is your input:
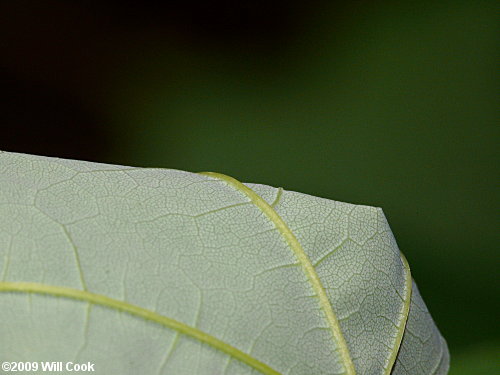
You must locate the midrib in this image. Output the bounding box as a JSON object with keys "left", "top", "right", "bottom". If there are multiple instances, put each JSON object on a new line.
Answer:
{"left": 201, "top": 172, "right": 356, "bottom": 375}
{"left": 0, "top": 281, "right": 281, "bottom": 375}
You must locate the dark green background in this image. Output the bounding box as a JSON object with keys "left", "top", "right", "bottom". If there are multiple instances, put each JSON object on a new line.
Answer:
{"left": 1, "top": 1, "right": 498, "bottom": 373}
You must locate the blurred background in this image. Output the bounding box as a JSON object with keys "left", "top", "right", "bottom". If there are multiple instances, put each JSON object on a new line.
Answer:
{"left": 0, "top": 1, "right": 498, "bottom": 373}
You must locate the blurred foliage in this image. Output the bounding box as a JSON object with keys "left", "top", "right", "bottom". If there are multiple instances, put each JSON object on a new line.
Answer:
{"left": 0, "top": 0, "right": 498, "bottom": 372}
{"left": 448, "top": 343, "right": 499, "bottom": 375}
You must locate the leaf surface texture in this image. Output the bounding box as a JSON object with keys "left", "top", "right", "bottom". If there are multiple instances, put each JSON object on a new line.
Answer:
{"left": 0, "top": 152, "right": 449, "bottom": 374}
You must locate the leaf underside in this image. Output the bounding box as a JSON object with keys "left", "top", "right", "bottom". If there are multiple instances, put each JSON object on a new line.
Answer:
{"left": 0, "top": 151, "right": 449, "bottom": 375}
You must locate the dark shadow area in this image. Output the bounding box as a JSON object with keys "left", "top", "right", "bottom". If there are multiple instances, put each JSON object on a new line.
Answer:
{"left": 1, "top": 72, "right": 111, "bottom": 162}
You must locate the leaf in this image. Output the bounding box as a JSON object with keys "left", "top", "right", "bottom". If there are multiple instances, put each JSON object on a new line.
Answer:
{"left": 0, "top": 151, "right": 448, "bottom": 375}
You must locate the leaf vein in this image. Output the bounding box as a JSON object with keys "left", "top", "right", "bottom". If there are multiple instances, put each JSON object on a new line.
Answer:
{"left": 200, "top": 172, "right": 356, "bottom": 375}
{"left": 0, "top": 282, "right": 282, "bottom": 375}
{"left": 384, "top": 253, "right": 412, "bottom": 374}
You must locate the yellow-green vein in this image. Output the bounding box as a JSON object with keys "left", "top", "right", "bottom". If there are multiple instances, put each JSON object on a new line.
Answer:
{"left": 200, "top": 172, "right": 356, "bottom": 375}
{"left": 270, "top": 187, "right": 283, "bottom": 208}
{"left": 385, "top": 252, "right": 412, "bottom": 375}
{"left": 0, "top": 282, "right": 281, "bottom": 375}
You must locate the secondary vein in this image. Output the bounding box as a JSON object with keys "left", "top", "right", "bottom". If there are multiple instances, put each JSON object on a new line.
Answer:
{"left": 385, "top": 252, "right": 412, "bottom": 374}
{"left": 0, "top": 281, "right": 281, "bottom": 375}
{"left": 200, "top": 172, "right": 356, "bottom": 375}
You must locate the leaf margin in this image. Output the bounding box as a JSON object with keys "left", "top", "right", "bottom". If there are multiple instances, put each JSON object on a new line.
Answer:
{"left": 201, "top": 172, "right": 356, "bottom": 375}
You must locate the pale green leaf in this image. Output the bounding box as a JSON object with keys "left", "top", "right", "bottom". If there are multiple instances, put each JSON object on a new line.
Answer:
{"left": 0, "top": 151, "right": 449, "bottom": 374}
